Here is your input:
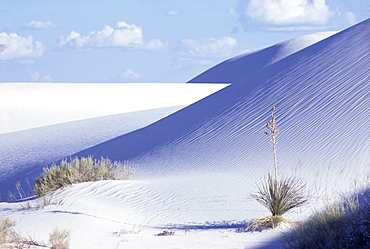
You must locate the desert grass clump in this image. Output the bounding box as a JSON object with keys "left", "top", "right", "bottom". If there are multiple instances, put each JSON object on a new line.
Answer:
{"left": 284, "top": 190, "right": 370, "bottom": 248}
{"left": 34, "top": 156, "right": 136, "bottom": 196}
{"left": 252, "top": 174, "right": 308, "bottom": 217}
{"left": 49, "top": 227, "right": 70, "bottom": 249}
{"left": 0, "top": 216, "right": 16, "bottom": 244}
{"left": 248, "top": 174, "right": 307, "bottom": 230}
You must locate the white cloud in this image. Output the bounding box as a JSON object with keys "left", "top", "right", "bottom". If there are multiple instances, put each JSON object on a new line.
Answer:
{"left": 173, "top": 37, "right": 238, "bottom": 72}
{"left": 266, "top": 25, "right": 329, "bottom": 31}
{"left": 22, "top": 21, "right": 56, "bottom": 30}
{"left": 27, "top": 69, "right": 53, "bottom": 82}
{"left": 57, "top": 21, "right": 166, "bottom": 51}
{"left": 0, "top": 33, "right": 45, "bottom": 60}
{"left": 42, "top": 74, "right": 53, "bottom": 82}
{"left": 172, "top": 57, "right": 215, "bottom": 71}
{"left": 229, "top": 8, "right": 238, "bottom": 17}
{"left": 145, "top": 39, "right": 168, "bottom": 51}
{"left": 246, "top": 0, "right": 332, "bottom": 26}
{"left": 29, "top": 70, "right": 40, "bottom": 81}
{"left": 166, "top": 10, "right": 180, "bottom": 16}
{"left": 179, "top": 37, "right": 238, "bottom": 58}
{"left": 19, "top": 59, "right": 35, "bottom": 65}
{"left": 121, "top": 68, "right": 141, "bottom": 80}
{"left": 344, "top": 12, "right": 356, "bottom": 25}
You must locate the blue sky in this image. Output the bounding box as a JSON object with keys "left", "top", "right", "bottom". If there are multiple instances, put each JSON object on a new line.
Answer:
{"left": 0, "top": 0, "right": 369, "bottom": 83}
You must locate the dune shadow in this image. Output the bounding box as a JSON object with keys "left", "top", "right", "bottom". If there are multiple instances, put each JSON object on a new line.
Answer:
{"left": 156, "top": 220, "right": 287, "bottom": 249}
{"left": 155, "top": 220, "right": 248, "bottom": 231}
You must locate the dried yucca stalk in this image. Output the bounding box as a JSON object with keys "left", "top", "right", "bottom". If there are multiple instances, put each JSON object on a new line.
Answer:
{"left": 264, "top": 106, "right": 279, "bottom": 183}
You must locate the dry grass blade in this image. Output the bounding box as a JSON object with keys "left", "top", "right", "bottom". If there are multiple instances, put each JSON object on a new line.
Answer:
{"left": 0, "top": 216, "right": 16, "bottom": 244}
{"left": 245, "top": 216, "right": 293, "bottom": 231}
{"left": 49, "top": 227, "right": 70, "bottom": 249}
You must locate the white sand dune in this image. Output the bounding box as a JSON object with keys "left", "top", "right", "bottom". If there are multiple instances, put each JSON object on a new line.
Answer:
{"left": 78, "top": 19, "right": 369, "bottom": 194}
{"left": 0, "top": 19, "right": 369, "bottom": 249}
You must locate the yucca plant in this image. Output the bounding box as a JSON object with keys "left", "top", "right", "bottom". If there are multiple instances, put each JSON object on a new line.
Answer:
{"left": 249, "top": 107, "right": 307, "bottom": 230}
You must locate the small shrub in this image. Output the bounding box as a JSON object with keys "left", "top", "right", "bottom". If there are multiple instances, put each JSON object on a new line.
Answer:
{"left": 0, "top": 216, "right": 46, "bottom": 247}
{"left": 49, "top": 227, "right": 70, "bottom": 249}
{"left": 284, "top": 190, "right": 370, "bottom": 248}
{"left": 252, "top": 174, "right": 307, "bottom": 217}
{"left": 157, "top": 230, "right": 175, "bottom": 236}
{"left": 0, "top": 216, "right": 16, "bottom": 244}
{"left": 12, "top": 234, "right": 47, "bottom": 249}
{"left": 34, "top": 156, "right": 136, "bottom": 196}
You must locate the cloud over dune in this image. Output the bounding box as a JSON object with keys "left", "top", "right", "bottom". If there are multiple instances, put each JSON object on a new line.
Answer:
{"left": 173, "top": 36, "right": 238, "bottom": 71}
{"left": 246, "top": 0, "right": 332, "bottom": 25}
{"left": 235, "top": 0, "right": 339, "bottom": 31}
{"left": 179, "top": 37, "right": 238, "bottom": 57}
